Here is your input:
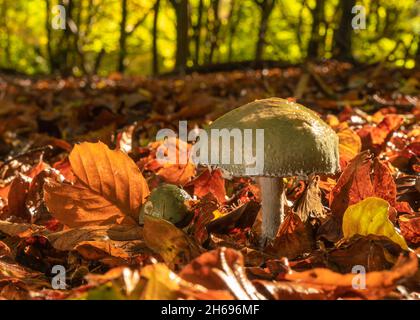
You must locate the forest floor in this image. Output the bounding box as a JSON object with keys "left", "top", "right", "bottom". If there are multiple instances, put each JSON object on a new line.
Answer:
{"left": 0, "top": 60, "right": 419, "bottom": 300}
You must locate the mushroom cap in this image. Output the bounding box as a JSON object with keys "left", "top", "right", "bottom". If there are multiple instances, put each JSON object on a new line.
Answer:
{"left": 139, "top": 184, "right": 192, "bottom": 226}
{"left": 205, "top": 98, "right": 339, "bottom": 177}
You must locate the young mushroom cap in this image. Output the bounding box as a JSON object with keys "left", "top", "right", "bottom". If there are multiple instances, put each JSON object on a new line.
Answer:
{"left": 206, "top": 97, "right": 339, "bottom": 177}
{"left": 204, "top": 97, "right": 340, "bottom": 244}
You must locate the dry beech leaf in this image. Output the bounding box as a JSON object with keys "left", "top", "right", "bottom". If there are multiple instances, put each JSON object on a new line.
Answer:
{"left": 140, "top": 263, "right": 233, "bottom": 300}
{"left": 143, "top": 215, "right": 201, "bottom": 267}
{"left": 8, "top": 174, "right": 31, "bottom": 220}
{"left": 0, "top": 220, "right": 47, "bottom": 238}
{"left": 399, "top": 214, "right": 420, "bottom": 244}
{"left": 265, "top": 213, "right": 315, "bottom": 259}
{"left": 190, "top": 169, "right": 226, "bottom": 204}
{"left": 180, "top": 247, "right": 266, "bottom": 300}
{"left": 44, "top": 142, "right": 150, "bottom": 227}
{"left": 74, "top": 241, "right": 130, "bottom": 266}
{"left": 337, "top": 125, "right": 362, "bottom": 169}
{"left": 284, "top": 252, "right": 418, "bottom": 299}
{"left": 293, "top": 175, "right": 325, "bottom": 222}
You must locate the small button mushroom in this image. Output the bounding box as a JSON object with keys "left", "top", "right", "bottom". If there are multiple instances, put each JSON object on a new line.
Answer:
{"left": 204, "top": 98, "right": 339, "bottom": 245}
{"left": 139, "top": 184, "right": 193, "bottom": 228}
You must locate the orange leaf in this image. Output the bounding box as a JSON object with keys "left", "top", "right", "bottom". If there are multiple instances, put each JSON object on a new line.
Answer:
{"left": 44, "top": 142, "right": 149, "bottom": 227}
{"left": 337, "top": 125, "right": 361, "bottom": 169}
{"left": 191, "top": 169, "right": 226, "bottom": 204}
{"left": 69, "top": 142, "right": 149, "bottom": 219}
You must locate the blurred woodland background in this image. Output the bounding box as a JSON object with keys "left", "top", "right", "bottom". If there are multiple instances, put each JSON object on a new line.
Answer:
{"left": 0, "top": 0, "right": 419, "bottom": 76}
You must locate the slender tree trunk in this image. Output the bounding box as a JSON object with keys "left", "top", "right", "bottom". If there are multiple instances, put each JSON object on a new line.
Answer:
{"left": 227, "top": 0, "right": 242, "bottom": 62}
{"left": 208, "top": 0, "right": 220, "bottom": 64}
{"left": 152, "top": 0, "right": 160, "bottom": 75}
{"left": 118, "top": 0, "right": 128, "bottom": 73}
{"left": 45, "top": 0, "right": 54, "bottom": 72}
{"left": 332, "top": 0, "right": 355, "bottom": 61}
{"left": 307, "top": 0, "right": 325, "bottom": 59}
{"left": 255, "top": 0, "right": 275, "bottom": 63}
{"left": 170, "top": 0, "right": 189, "bottom": 73}
{"left": 193, "top": 0, "right": 204, "bottom": 65}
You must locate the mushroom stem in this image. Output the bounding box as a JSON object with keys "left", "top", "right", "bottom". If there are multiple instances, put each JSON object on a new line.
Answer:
{"left": 258, "top": 177, "right": 285, "bottom": 245}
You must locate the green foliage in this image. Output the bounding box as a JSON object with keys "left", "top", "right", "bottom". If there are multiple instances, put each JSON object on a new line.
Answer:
{"left": 0, "top": 0, "right": 418, "bottom": 75}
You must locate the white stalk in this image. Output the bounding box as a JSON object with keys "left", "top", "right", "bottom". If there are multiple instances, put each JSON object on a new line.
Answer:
{"left": 258, "top": 177, "right": 285, "bottom": 245}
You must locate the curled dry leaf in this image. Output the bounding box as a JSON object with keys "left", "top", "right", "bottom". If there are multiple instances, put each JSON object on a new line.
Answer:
{"left": 74, "top": 241, "right": 130, "bottom": 266}
{"left": 293, "top": 175, "right": 325, "bottom": 222}
{"left": 265, "top": 213, "right": 315, "bottom": 260}
{"left": 140, "top": 263, "right": 233, "bottom": 300}
{"left": 284, "top": 252, "right": 418, "bottom": 299}
{"left": 327, "top": 234, "right": 404, "bottom": 273}
{"left": 44, "top": 142, "right": 150, "bottom": 227}
{"left": 180, "top": 247, "right": 266, "bottom": 300}
{"left": 399, "top": 214, "right": 420, "bottom": 245}
{"left": 7, "top": 174, "right": 31, "bottom": 221}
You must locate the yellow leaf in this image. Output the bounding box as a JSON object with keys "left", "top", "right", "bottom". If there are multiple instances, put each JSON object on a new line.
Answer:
{"left": 342, "top": 197, "right": 408, "bottom": 250}
{"left": 144, "top": 215, "right": 200, "bottom": 267}
{"left": 140, "top": 264, "right": 182, "bottom": 300}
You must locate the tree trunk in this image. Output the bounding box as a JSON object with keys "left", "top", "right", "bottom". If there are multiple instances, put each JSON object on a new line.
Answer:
{"left": 307, "top": 0, "right": 325, "bottom": 59}
{"left": 208, "top": 0, "right": 220, "bottom": 64}
{"left": 170, "top": 0, "right": 189, "bottom": 74}
{"left": 118, "top": 0, "right": 128, "bottom": 73}
{"left": 152, "top": 0, "right": 160, "bottom": 75}
{"left": 193, "top": 0, "right": 204, "bottom": 65}
{"left": 332, "top": 0, "right": 355, "bottom": 61}
{"left": 255, "top": 0, "right": 275, "bottom": 63}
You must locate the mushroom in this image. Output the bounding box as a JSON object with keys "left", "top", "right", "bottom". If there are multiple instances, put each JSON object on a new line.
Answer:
{"left": 205, "top": 98, "right": 339, "bottom": 244}
{"left": 139, "top": 184, "right": 193, "bottom": 228}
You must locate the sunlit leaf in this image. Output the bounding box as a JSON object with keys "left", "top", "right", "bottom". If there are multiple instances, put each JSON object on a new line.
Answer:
{"left": 342, "top": 197, "right": 408, "bottom": 250}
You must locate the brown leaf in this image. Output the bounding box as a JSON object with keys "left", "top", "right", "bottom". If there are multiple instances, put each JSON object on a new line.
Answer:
{"left": 399, "top": 214, "right": 420, "bottom": 245}
{"left": 8, "top": 174, "right": 31, "bottom": 220}
{"left": 143, "top": 215, "right": 201, "bottom": 268}
{"left": 265, "top": 213, "right": 315, "bottom": 259}
{"left": 179, "top": 247, "right": 266, "bottom": 300}
{"left": 284, "top": 252, "right": 418, "bottom": 299}
{"left": 327, "top": 234, "right": 404, "bottom": 273}
{"left": 190, "top": 169, "right": 226, "bottom": 204}
{"left": 46, "top": 224, "right": 143, "bottom": 251}
{"left": 75, "top": 241, "right": 130, "bottom": 266}
{"left": 329, "top": 151, "right": 374, "bottom": 221}
{"left": 293, "top": 175, "right": 325, "bottom": 222}
{"left": 44, "top": 179, "right": 135, "bottom": 228}
{"left": 337, "top": 125, "right": 362, "bottom": 169}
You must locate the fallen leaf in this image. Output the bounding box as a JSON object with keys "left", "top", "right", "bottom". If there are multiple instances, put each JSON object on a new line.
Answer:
{"left": 293, "top": 175, "right": 325, "bottom": 222}
{"left": 190, "top": 169, "right": 226, "bottom": 204}
{"left": 143, "top": 215, "right": 201, "bottom": 267}
{"left": 68, "top": 142, "right": 149, "bottom": 219}
{"left": 399, "top": 214, "right": 420, "bottom": 245}
{"left": 342, "top": 197, "right": 408, "bottom": 250}
{"left": 44, "top": 141, "right": 150, "bottom": 227}
{"left": 284, "top": 252, "right": 418, "bottom": 299}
